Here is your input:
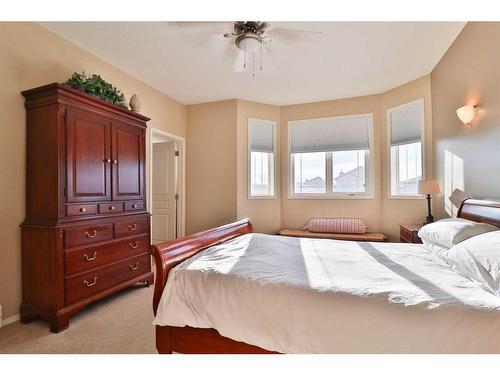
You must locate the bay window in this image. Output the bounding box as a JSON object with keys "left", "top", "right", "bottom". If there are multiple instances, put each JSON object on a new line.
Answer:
{"left": 289, "top": 114, "right": 373, "bottom": 198}
{"left": 249, "top": 118, "right": 276, "bottom": 198}
{"left": 388, "top": 99, "right": 424, "bottom": 197}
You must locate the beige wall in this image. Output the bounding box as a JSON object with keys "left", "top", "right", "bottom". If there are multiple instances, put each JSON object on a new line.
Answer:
{"left": 187, "top": 77, "right": 433, "bottom": 241}
{"left": 380, "top": 76, "right": 433, "bottom": 239}
{"left": 186, "top": 100, "right": 238, "bottom": 234}
{"left": 0, "top": 22, "right": 187, "bottom": 321}
{"left": 278, "top": 77, "right": 433, "bottom": 240}
{"left": 432, "top": 22, "right": 500, "bottom": 219}
{"left": 280, "top": 95, "right": 384, "bottom": 232}
{"left": 236, "top": 100, "right": 281, "bottom": 233}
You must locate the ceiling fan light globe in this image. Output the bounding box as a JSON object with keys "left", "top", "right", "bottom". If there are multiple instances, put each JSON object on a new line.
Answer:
{"left": 236, "top": 34, "right": 261, "bottom": 52}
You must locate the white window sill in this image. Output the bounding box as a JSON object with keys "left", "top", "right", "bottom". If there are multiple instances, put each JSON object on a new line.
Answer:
{"left": 387, "top": 194, "right": 425, "bottom": 200}
{"left": 288, "top": 194, "right": 374, "bottom": 200}
{"left": 248, "top": 195, "right": 278, "bottom": 200}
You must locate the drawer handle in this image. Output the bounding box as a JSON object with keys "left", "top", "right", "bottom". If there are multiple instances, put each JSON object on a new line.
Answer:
{"left": 83, "top": 277, "right": 98, "bottom": 287}
{"left": 83, "top": 252, "right": 97, "bottom": 261}
{"left": 130, "top": 262, "right": 139, "bottom": 271}
{"left": 128, "top": 224, "right": 137, "bottom": 231}
{"left": 85, "top": 230, "right": 97, "bottom": 238}
{"left": 109, "top": 205, "right": 115, "bottom": 211}
{"left": 129, "top": 241, "right": 139, "bottom": 249}
{"left": 80, "top": 207, "right": 87, "bottom": 213}
{"left": 132, "top": 204, "right": 138, "bottom": 209}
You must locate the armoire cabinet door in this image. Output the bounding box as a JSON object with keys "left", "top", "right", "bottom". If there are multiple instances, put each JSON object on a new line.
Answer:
{"left": 111, "top": 122, "right": 144, "bottom": 201}
{"left": 66, "top": 109, "right": 111, "bottom": 202}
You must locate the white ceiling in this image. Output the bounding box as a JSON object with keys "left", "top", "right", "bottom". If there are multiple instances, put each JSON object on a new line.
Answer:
{"left": 40, "top": 22, "right": 465, "bottom": 106}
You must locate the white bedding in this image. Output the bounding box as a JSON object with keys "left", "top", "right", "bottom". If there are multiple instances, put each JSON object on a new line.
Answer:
{"left": 153, "top": 233, "right": 500, "bottom": 353}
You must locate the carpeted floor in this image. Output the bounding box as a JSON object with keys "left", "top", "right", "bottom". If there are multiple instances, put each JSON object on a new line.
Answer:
{"left": 0, "top": 284, "right": 157, "bottom": 354}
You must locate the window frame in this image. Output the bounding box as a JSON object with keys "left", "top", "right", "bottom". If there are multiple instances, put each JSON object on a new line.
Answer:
{"left": 248, "top": 118, "right": 277, "bottom": 199}
{"left": 387, "top": 98, "right": 426, "bottom": 199}
{"left": 287, "top": 113, "right": 374, "bottom": 200}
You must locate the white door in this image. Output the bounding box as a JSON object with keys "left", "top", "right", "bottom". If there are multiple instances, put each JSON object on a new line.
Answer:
{"left": 152, "top": 141, "right": 177, "bottom": 244}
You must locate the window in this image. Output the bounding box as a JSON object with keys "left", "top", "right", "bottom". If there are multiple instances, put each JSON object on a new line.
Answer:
{"left": 388, "top": 99, "right": 424, "bottom": 197}
{"left": 248, "top": 118, "right": 276, "bottom": 197}
{"left": 289, "top": 114, "right": 373, "bottom": 198}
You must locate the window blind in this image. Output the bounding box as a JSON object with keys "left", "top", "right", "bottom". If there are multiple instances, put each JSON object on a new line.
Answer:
{"left": 249, "top": 119, "right": 275, "bottom": 153}
{"left": 390, "top": 100, "right": 423, "bottom": 146}
{"left": 289, "top": 115, "right": 371, "bottom": 153}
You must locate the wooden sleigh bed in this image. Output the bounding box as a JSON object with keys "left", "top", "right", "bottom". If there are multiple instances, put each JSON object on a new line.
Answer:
{"left": 150, "top": 199, "right": 500, "bottom": 354}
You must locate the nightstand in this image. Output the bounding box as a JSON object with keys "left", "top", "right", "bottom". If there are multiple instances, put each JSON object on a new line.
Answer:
{"left": 399, "top": 224, "right": 424, "bottom": 243}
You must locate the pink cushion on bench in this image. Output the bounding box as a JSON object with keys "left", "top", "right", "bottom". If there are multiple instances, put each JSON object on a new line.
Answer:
{"left": 303, "top": 218, "right": 369, "bottom": 234}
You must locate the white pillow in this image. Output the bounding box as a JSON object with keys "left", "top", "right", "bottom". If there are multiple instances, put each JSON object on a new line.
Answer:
{"left": 421, "top": 239, "right": 449, "bottom": 257}
{"left": 440, "top": 231, "right": 500, "bottom": 295}
{"left": 417, "top": 218, "right": 497, "bottom": 249}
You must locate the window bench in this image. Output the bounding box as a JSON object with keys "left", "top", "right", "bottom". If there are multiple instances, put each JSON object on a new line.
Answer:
{"left": 278, "top": 229, "right": 388, "bottom": 242}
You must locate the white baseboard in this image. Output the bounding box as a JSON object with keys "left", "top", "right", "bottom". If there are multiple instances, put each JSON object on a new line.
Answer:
{"left": 2, "top": 314, "right": 20, "bottom": 327}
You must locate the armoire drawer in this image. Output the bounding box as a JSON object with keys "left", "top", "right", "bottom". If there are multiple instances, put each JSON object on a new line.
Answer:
{"left": 99, "top": 202, "right": 124, "bottom": 214}
{"left": 114, "top": 218, "right": 149, "bottom": 238}
{"left": 64, "top": 235, "right": 149, "bottom": 276}
{"left": 65, "top": 253, "right": 151, "bottom": 305}
{"left": 64, "top": 223, "right": 114, "bottom": 248}
{"left": 124, "top": 201, "right": 144, "bottom": 211}
{"left": 66, "top": 203, "right": 98, "bottom": 217}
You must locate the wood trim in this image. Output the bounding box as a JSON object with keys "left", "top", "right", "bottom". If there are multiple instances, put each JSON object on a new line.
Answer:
{"left": 151, "top": 219, "right": 253, "bottom": 315}
{"left": 458, "top": 198, "right": 500, "bottom": 227}
{"left": 150, "top": 219, "right": 268, "bottom": 354}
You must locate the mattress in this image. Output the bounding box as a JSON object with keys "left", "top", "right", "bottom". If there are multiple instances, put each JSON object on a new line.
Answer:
{"left": 153, "top": 233, "right": 500, "bottom": 353}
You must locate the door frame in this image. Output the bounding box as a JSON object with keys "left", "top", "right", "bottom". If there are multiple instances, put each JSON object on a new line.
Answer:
{"left": 146, "top": 127, "right": 186, "bottom": 239}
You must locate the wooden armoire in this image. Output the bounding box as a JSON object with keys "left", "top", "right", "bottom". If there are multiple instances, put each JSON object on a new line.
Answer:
{"left": 21, "top": 83, "right": 154, "bottom": 333}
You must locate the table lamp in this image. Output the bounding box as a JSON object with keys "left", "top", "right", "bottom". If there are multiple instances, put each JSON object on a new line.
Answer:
{"left": 418, "top": 180, "right": 441, "bottom": 224}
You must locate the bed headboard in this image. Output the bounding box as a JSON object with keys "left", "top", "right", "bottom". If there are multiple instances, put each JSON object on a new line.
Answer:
{"left": 458, "top": 198, "right": 500, "bottom": 228}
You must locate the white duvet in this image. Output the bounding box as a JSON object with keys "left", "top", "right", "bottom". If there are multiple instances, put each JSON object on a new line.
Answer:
{"left": 153, "top": 233, "right": 500, "bottom": 353}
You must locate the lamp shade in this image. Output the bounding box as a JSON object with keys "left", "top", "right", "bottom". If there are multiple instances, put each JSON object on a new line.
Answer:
{"left": 456, "top": 105, "right": 477, "bottom": 125}
{"left": 449, "top": 188, "right": 468, "bottom": 208}
{"left": 418, "top": 180, "right": 441, "bottom": 194}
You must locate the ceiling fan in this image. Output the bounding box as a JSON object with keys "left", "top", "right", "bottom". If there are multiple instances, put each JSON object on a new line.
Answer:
{"left": 222, "top": 21, "right": 322, "bottom": 77}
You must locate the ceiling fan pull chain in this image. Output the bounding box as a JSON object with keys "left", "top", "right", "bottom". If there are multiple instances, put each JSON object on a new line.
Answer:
{"left": 260, "top": 42, "right": 263, "bottom": 71}
{"left": 243, "top": 40, "right": 246, "bottom": 69}
{"left": 252, "top": 53, "right": 255, "bottom": 78}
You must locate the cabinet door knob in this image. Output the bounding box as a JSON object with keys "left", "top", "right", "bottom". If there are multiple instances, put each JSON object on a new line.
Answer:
{"left": 103, "top": 159, "right": 111, "bottom": 163}
{"left": 109, "top": 205, "right": 115, "bottom": 211}
{"left": 113, "top": 160, "right": 118, "bottom": 164}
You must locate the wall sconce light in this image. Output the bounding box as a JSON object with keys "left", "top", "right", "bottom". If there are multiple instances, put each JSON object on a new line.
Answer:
{"left": 456, "top": 105, "right": 478, "bottom": 125}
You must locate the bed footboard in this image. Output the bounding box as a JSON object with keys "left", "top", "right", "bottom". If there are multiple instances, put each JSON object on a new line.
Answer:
{"left": 150, "top": 219, "right": 254, "bottom": 353}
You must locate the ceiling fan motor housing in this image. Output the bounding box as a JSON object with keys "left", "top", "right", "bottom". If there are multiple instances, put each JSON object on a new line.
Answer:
{"left": 234, "top": 21, "right": 268, "bottom": 36}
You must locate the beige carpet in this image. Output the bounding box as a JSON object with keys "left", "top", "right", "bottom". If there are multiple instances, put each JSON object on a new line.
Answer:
{"left": 0, "top": 284, "right": 157, "bottom": 354}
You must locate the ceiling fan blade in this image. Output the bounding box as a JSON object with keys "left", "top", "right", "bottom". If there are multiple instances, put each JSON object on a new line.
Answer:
{"left": 170, "top": 21, "right": 233, "bottom": 34}
{"left": 268, "top": 28, "right": 323, "bottom": 35}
